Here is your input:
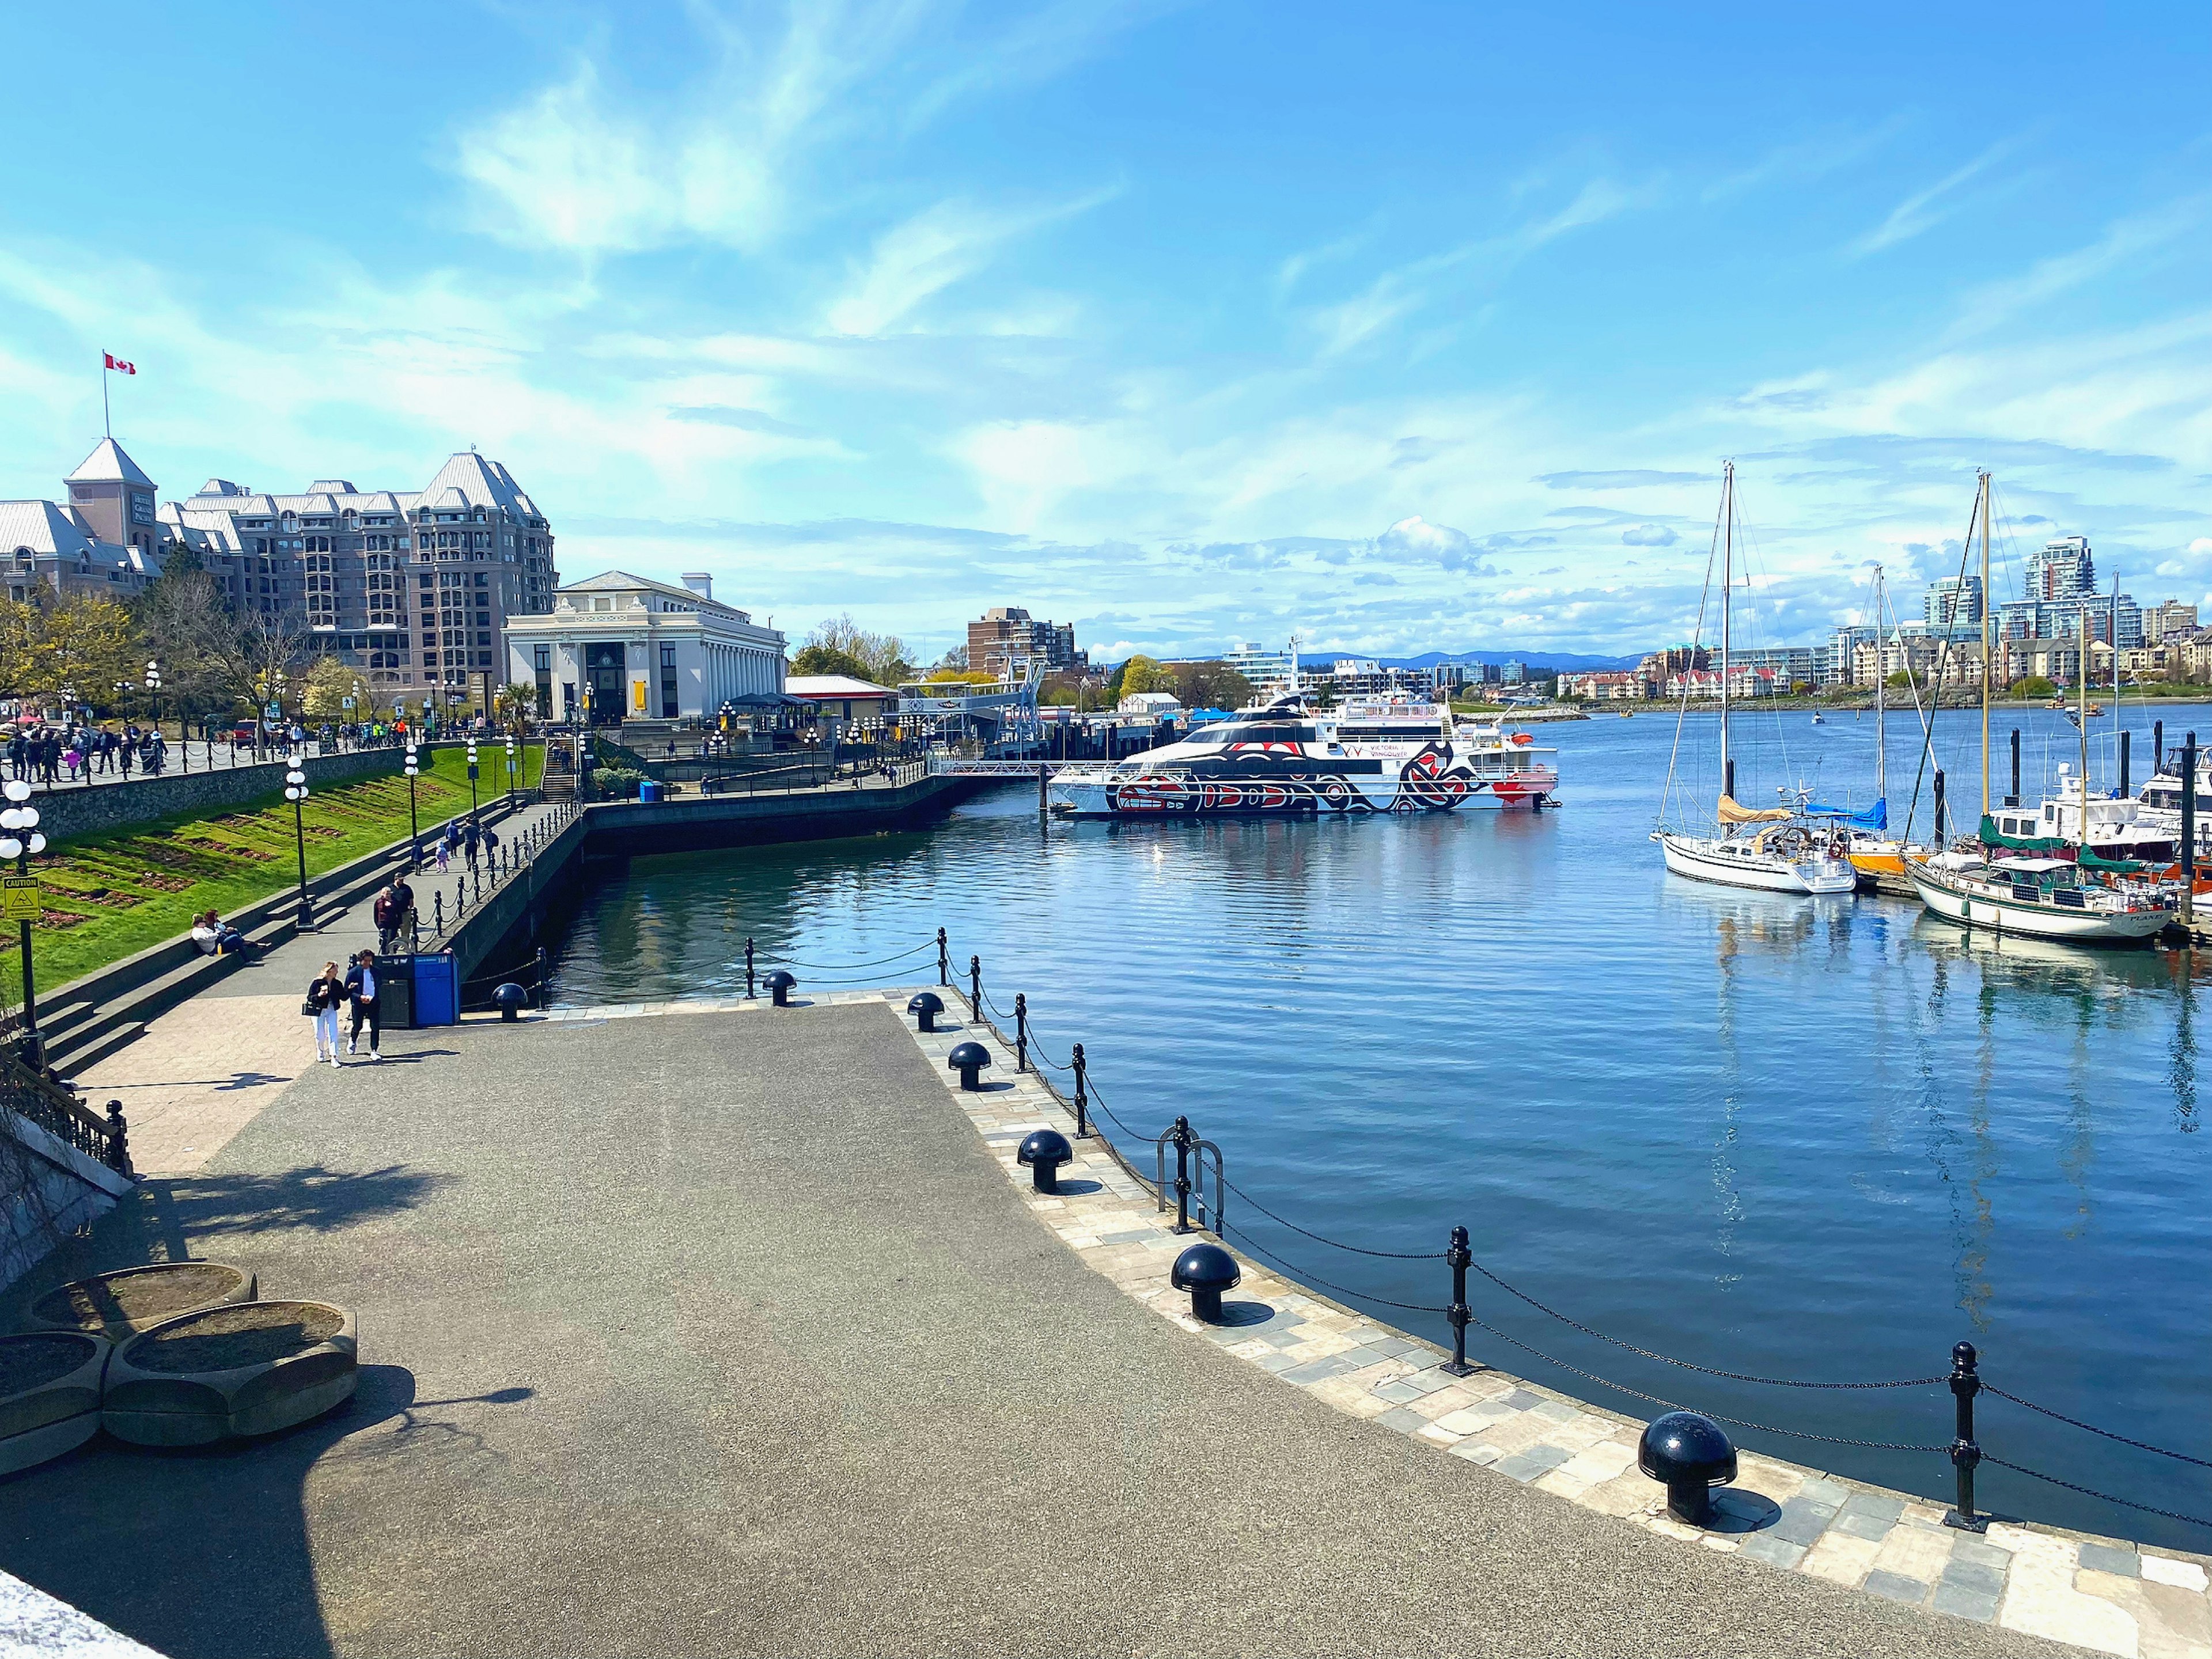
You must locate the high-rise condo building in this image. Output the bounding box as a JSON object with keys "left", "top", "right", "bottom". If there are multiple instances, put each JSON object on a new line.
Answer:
{"left": 2024, "top": 535, "right": 2096, "bottom": 601}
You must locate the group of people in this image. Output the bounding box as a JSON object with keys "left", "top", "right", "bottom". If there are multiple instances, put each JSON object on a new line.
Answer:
{"left": 305, "top": 951, "right": 386, "bottom": 1065}
{"left": 427, "top": 816, "right": 498, "bottom": 877}
{"left": 188, "top": 910, "right": 250, "bottom": 956}
{"left": 6, "top": 724, "right": 168, "bottom": 785}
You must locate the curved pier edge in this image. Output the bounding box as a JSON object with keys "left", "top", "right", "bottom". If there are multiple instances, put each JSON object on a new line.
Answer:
{"left": 881, "top": 986, "right": 2210, "bottom": 1659}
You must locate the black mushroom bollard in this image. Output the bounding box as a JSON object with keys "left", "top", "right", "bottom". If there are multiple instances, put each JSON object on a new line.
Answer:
{"left": 947, "top": 1040, "right": 992, "bottom": 1091}
{"left": 491, "top": 982, "right": 529, "bottom": 1022}
{"left": 763, "top": 968, "right": 797, "bottom": 1007}
{"left": 1017, "top": 1127, "right": 1073, "bottom": 1193}
{"left": 1171, "top": 1242, "right": 1240, "bottom": 1322}
{"left": 907, "top": 990, "right": 945, "bottom": 1032}
{"left": 1638, "top": 1411, "right": 1737, "bottom": 1526}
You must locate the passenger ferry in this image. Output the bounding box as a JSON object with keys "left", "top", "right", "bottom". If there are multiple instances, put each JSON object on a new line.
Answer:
{"left": 1047, "top": 696, "right": 1559, "bottom": 819}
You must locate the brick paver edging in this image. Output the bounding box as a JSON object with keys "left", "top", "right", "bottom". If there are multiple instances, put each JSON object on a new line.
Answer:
{"left": 530, "top": 987, "right": 2212, "bottom": 1659}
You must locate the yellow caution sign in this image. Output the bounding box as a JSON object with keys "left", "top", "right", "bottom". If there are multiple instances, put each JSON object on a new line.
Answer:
{"left": 1, "top": 877, "right": 40, "bottom": 923}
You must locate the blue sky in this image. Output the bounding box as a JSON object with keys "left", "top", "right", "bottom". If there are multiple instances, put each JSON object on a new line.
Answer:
{"left": 2, "top": 2, "right": 2207, "bottom": 663}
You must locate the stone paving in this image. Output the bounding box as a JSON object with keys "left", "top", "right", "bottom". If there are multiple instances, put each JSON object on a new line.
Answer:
{"left": 881, "top": 986, "right": 2212, "bottom": 1659}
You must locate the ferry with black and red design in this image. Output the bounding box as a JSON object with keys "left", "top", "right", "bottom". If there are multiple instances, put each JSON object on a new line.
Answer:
{"left": 1047, "top": 695, "right": 1559, "bottom": 819}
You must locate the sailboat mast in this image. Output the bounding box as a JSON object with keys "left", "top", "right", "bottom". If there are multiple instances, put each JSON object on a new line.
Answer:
{"left": 1719, "top": 461, "right": 1732, "bottom": 811}
{"left": 1873, "top": 565, "right": 1886, "bottom": 804}
{"left": 2079, "top": 609, "right": 2092, "bottom": 846}
{"left": 1978, "top": 470, "right": 1993, "bottom": 827}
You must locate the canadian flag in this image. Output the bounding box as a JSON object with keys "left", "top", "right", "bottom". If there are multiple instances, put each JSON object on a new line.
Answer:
{"left": 103, "top": 352, "right": 135, "bottom": 374}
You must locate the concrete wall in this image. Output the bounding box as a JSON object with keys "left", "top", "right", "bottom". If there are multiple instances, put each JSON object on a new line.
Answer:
{"left": 40, "top": 748, "right": 403, "bottom": 844}
{"left": 1, "top": 1109, "right": 132, "bottom": 1290}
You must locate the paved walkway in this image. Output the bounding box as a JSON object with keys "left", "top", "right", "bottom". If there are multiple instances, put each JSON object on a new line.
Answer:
{"left": 1, "top": 998, "right": 2075, "bottom": 1657}
{"left": 68, "top": 798, "right": 571, "bottom": 1176}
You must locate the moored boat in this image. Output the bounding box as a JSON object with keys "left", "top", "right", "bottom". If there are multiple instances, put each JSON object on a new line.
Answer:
{"left": 1047, "top": 695, "right": 1559, "bottom": 819}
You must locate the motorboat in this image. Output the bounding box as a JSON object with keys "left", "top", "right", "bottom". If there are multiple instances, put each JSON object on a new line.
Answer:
{"left": 1047, "top": 695, "right": 1559, "bottom": 818}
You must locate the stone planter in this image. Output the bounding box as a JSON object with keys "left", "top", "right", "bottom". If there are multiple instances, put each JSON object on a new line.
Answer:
{"left": 30, "top": 1261, "right": 257, "bottom": 1342}
{"left": 0, "top": 1331, "right": 111, "bottom": 1476}
{"left": 103, "top": 1301, "right": 357, "bottom": 1446}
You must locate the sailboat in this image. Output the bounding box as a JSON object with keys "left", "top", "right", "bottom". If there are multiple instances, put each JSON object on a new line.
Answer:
{"left": 1838, "top": 565, "right": 1921, "bottom": 895}
{"left": 1655, "top": 463, "right": 1858, "bottom": 896}
{"left": 1906, "top": 477, "right": 2175, "bottom": 943}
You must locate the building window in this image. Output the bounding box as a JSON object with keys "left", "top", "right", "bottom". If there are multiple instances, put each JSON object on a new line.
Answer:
{"left": 659, "top": 642, "right": 679, "bottom": 718}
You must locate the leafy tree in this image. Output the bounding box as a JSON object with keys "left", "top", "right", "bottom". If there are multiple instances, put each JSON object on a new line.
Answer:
{"left": 1115, "top": 654, "right": 1171, "bottom": 698}
{"left": 1885, "top": 670, "right": 1915, "bottom": 690}
{"left": 2010, "top": 676, "right": 2057, "bottom": 699}
{"left": 793, "top": 643, "right": 872, "bottom": 679}
{"left": 494, "top": 681, "right": 538, "bottom": 729}
{"left": 300, "top": 657, "right": 363, "bottom": 718}
{"left": 24, "top": 596, "right": 138, "bottom": 707}
{"left": 923, "top": 668, "right": 997, "bottom": 684}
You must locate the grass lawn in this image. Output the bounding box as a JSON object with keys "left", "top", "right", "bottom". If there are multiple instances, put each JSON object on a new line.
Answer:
{"left": 25, "top": 744, "right": 547, "bottom": 991}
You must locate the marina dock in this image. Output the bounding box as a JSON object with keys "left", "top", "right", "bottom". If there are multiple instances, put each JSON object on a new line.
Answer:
{"left": 5, "top": 991, "right": 2196, "bottom": 1657}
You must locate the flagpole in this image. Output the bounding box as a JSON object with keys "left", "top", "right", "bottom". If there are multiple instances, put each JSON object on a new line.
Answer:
{"left": 101, "top": 360, "right": 110, "bottom": 440}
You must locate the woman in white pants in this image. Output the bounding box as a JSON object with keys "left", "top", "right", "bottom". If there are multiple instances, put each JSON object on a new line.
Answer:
{"left": 306, "top": 961, "right": 345, "bottom": 1066}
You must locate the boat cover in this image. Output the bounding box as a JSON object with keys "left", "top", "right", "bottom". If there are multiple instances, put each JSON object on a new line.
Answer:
{"left": 2077, "top": 846, "right": 2145, "bottom": 873}
{"left": 1717, "top": 794, "right": 1792, "bottom": 824}
{"left": 1806, "top": 798, "right": 1887, "bottom": 830}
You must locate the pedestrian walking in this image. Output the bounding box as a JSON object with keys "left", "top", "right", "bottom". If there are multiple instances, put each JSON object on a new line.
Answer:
{"left": 373, "top": 882, "right": 400, "bottom": 955}
{"left": 343, "top": 949, "right": 383, "bottom": 1060}
{"left": 434, "top": 838, "right": 450, "bottom": 874}
{"left": 463, "top": 818, "right": 480, "bottom": 870}
{"left": 388, "top": 870, "right": 417, "bottom": 950}
{"left": 306, "top": 960, "right": 345, "bottom": 1066}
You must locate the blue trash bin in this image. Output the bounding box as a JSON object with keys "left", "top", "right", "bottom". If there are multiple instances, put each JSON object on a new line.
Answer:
{"left": 638, "top": 779, "right": 661, "bottom": 803}
{"left": 412, "top": 951, "right": 458, "bottom": 1026}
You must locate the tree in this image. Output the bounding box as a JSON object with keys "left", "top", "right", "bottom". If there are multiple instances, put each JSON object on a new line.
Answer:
{"left": 934, "top": 645, "right": 970, "bottom": 672}
{"left": 494, "top": 681, "right": 537, "bottom": 729}
{"left": 1114, "top": 655, "right": 1171, "bottom": 698}
{"left": 2011, "top": 676, "right": 2057, "bottom": 699}
{"left": 1885, "top": 669, "right": 1915, "bottom": 690}
{"left": 22, "top": 596, "right": 138, "bottom": 708}
{"left": 1169, "top": 661, "right": 1253, "bottom": 710}
{"left": 793, "top": 643, "right": 872, "bottom": 679}
{"left": 800, "top": 613, "right": 914, "bottom": 686}
{"left": 301, "top": 657, "right": 362, "bottom": 718}
{"left": 0, "top": 597, "right": 35, "bottom": 697}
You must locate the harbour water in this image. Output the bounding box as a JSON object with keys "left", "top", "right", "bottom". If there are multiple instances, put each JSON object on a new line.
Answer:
{"left": 551, "top": 706, "right": 2211, "bottom": 1548}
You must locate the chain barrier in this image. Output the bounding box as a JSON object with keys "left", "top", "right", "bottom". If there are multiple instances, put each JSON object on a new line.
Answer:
{"left": 1981, "top": 1456, "right": 2212, "bottom": 1529}
{"left": 1463, "top": 1261, "right": 1944, "bottom": 1390}
{"left": 756, "top": 938, "right": 938, "bottom": 974}
{"left": 1215, "top": 1173, "right": 1446, "bottom": 1260}
{"left": 1983, "top": 1387, "right": 2212, "bottom": 1469}
{"left": 1217, "top": 1219, "right": 1452, "bottom": 1315}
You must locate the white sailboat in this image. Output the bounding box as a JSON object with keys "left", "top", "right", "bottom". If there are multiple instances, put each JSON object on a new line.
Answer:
{"left": 1656, "top": 463, "right": 1857, "bottom": 896}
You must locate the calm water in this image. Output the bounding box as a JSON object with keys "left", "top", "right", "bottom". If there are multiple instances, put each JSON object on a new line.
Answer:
{"left": 551, "top": 705, "right": 2211, "bottom": 1547}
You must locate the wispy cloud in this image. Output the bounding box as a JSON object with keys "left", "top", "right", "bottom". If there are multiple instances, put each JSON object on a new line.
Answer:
{"left": 825, "top": 188, "right": 1117, "bottom": 336}
{"left": 1700, "top": 115, "right": 1910, "bottom": 204}
{"left": 1950, "top": 191, "right": 2212, "bottom": 336}
{"left": 1849, "top": 134, "right": 2024, "bottom": 256}
{"left": 1306, "top": 179, "right": 1641, "bottom": 357}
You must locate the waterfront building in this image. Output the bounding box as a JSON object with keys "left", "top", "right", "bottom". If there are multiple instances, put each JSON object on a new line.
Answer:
{"left": 2025, "top": 534, "right": 2096, "bottom": 601}
{"left": 163, "top": 450, "right": 562, "bottom": 706}
{"left": 1851, "top": 632, "right": 1942, "bottom": 686}
{"left": 0, "top": 440, "right": 168, "bottom": 603}
{"left": 1994, "top": 591, "right": 2141, "bottom": 650}
{"left": 1666, "top": 664, "right": 1777, "bottom": 698}
{"left": 786, "top": 673, "right": 896, "bottom": 727}
{"left": 1922, "top": 574, "right": 1984, "bottom": 638}
{"left": 1638, "top": 645, "right": 1709, "bottom": 682}
{"left": 1817, "top": 624, "right": 1881, "bottom": 687}
{"left": 1558, "top": 670, "right": 1651, "bottom": 700}
{"left": 1729, "top": 645, "right": 1816, "bottom": 691}
{"left": 502, "top": 571, "right": 786, "bottom": 724}
{"left": 2145, "top": 599, "right": 2198, "bottom": 643}
{"left": 1223, "top": 641, "right": 1296, "bottom": 697}
{"left": 1502, "top": 661, "right": 1526, "bottom": 685}
{"left": 967, "top": 607, "right": 1087, "bottom": 680}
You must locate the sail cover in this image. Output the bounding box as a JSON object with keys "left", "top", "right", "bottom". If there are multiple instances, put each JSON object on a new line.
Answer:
{"left": 1717, "top": 794, "right": 1792, "bottom": 824}
{"left": 1806, "top": 798, "right": 1888, "bottom": 831}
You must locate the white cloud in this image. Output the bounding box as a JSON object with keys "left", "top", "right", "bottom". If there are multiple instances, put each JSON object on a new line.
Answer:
{"left": 1850, "top": 135, "right": 2023, "bottom": 256}
{"left": 825, "top": 189, "right": 1115, "bottom": 337}
{"left": 1620, "top": 524, "right": 1678, "bottom": 546}
{"left": 1952, "top": 192, "right": 2212, "bottom": 337}
{"left": 1376, "top": 515, "right": 1472, "bottom": 559}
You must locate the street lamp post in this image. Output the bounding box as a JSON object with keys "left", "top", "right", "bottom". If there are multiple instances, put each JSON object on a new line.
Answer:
{"left": 505, "top": 736, "right": 517, "bottom": 808}
{"left": 285, "top": 764, "right": 313, "bottom": 930}
{"left": 2, "top": 782, "right": 47, "bottom": 1069}
{"left": 465, "top": 738, "right": 480, "bottom": 820}
{"left": 404, "top": 743, "right": 421, "bottom": 866}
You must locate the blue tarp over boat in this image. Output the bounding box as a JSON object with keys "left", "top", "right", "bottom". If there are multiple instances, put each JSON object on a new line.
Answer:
{"left": 1806, "top": 798, "right": 1888, "bottom": 831}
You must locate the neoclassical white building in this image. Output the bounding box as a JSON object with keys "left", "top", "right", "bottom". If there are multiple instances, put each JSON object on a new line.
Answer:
{"left": 504, "top": 571, "right": 786, "bottom": 723}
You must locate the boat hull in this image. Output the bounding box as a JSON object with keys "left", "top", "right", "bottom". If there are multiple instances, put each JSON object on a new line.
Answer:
{"left": 1907, "top": 866, "right": 2171, "bottom": 944}
{"left": 1660, "top": 834, "right": 1857, "bottom": 895}
{"left": 1048, "top": 766, "right": 1558, "bottom": 820}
